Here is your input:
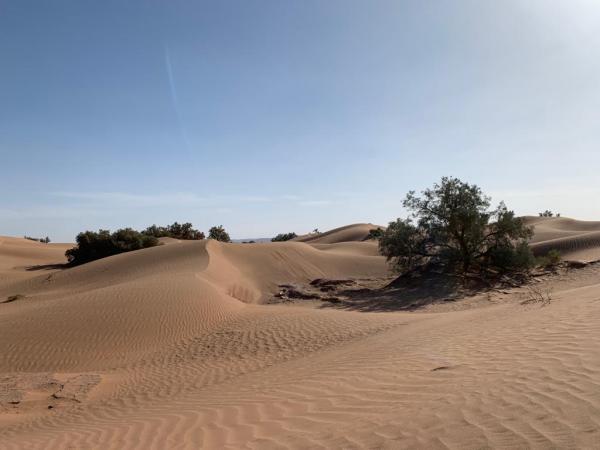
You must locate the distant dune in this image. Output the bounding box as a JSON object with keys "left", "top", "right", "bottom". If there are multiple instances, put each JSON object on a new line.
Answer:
{"left": 2, "top": 220, "right": 600, "bottom": 448}
{"left": 525, "top": 216, "right": 600, "bottom": 261}
{"left": 293, "top": 223, "right": 383, "bottom": 244}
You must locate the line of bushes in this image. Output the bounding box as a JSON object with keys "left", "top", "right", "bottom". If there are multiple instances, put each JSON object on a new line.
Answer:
{"left": 271, "top": 232, "right": 297, "bottom": 242}
{"left": 65, "top": 222, "right": 231, "bottom": 266}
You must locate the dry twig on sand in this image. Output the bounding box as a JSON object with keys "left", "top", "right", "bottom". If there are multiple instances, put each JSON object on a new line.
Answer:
{"left": 521, "top": 285, "right": 553, "bottom": 306}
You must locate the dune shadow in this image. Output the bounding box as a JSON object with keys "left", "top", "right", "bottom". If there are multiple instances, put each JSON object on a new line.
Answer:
{"left": 25, "top": 263, "right": 69, "bottom": 271}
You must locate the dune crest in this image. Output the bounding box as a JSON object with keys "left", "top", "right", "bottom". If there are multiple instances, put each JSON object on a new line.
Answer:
{"left": 293, "top": 223, "right": 383, "bottom": 244}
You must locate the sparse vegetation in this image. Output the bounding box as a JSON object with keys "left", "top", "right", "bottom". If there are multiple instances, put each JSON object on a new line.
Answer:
{"left": 65, "top": 229, "right": 159, "bottom": 266}
{"left": 143, "top": 222, "right": 205, "bottom": 240}
{"left": 24, "top": 236, "right": 51, "bottom": 243}
{"left": 379, "top": 177, "right": 535, "bottom": 276}
{"left": 208, "top": 225, "right": 231, "bottom": 242}
{"left": 536, "top": 249, "right": 561, "bottom": 268}
{"left": 271, "top": 232, "right": 297, "bottom": 242}
{"left": 539, "top": 210, "right": 560, "bottom": 217}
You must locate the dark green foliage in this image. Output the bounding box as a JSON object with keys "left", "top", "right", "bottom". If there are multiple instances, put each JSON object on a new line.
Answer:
{"left": 208, "top": 225, "right": 231, "bottom": 242}
{"left": 143, "top": 222, "right": 205, "bottom": 240}
{"left": 378, "top": 219, "right": 424, "bottom": 272}
{"left": 366, "top": 228, "right": 384, "bottom": 240}
{"left": 539, "top": 210, "right": 559, "bottom": 217}
{"left": 379, "top": 177, "right": 535, "bottom": 275}
{"left": 65, "top": 228, "right": 159, "bottom": 266}
{"left": 271, "top": 232, "right": 298, "bottom": 242}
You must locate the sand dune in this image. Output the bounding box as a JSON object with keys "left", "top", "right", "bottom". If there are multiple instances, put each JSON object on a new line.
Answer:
{"left": 2, "top": 222, "right": 600, "bottom": 448}
{"left": 526, "top": 216, "right": 600, "bottom": 261}
{"left": 293, "top": 223, "right": 383, "bottom": 244}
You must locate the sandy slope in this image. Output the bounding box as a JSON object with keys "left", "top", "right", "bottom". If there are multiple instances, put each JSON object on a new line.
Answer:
{"left": 293, "top": 223, "right": 382, "bottom": 244}
{"left": 526, "top": 216, "right": 600, "bottom": 261}
{"left": 1, "top": 221, "right": 600, "bottom": 449}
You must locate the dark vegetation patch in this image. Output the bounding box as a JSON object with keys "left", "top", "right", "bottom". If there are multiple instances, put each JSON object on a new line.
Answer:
{"left": 65, "top": 223, "right": 232, "bottom": 266}
{"left": 271, "top": 232, "right": 298, "bottom": 242}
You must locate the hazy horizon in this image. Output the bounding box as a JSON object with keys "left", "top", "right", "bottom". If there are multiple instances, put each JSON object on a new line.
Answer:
{"left": 2, "top": 0, "right": 600, "bottom": 242}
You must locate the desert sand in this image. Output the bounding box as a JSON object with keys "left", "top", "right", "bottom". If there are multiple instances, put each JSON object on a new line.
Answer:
{"left": 2, "top": 220, "right": 600, "bottom": 449}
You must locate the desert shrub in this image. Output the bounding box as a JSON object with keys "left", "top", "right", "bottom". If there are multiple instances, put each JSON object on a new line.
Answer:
{"left": 539, "top": 210, "right": 555, "bottom": 217}
{"left": 547, "top": 249, "right": 561, "bottom": 265}
{"left": 208, "top": 225, "right": 231, "bottom": 242}
{"left": 143, "top": 222, "right": 204, "bottom": 240}
{"left": 379, "top": 177, "right": 535, "bottom": 275}
{"left": 366, "top": 228, "right": 384, "bottom": 240}
{"left": 271, "top": 232, "right": 297, "bottom": 242}
{"left": 65, "top": 228, "right": 159, "bottom": 265}
{"left": 536, "top": 249, "right": 561, "bottom": 268}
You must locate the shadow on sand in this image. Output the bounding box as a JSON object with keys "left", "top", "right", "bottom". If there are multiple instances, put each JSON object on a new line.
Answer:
{"left": 317, "top": 270, "right": 491, "bottom": 312}
{"left": 25, "top": 263, "right": 69, "bottom": 271}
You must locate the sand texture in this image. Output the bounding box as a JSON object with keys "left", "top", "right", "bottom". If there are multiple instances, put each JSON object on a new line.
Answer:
{"left": 1, "top": 221, "right": 600, "bottom": 449}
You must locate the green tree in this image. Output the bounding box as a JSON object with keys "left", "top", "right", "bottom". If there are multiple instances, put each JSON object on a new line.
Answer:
{"left": 379, "top": 177, "right": 534, "bottom": 274}
{"left": 208, "top": 225, "right": 231, "bottom": 242}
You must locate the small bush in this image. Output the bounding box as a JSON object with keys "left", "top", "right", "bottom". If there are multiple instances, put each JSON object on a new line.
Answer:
{"left": 537, "top": 249, "right": 561, "bottom": 268}
{"left": 271, "top": 232, "right": 297, "bottom": 242}
{"left": 208, "top": 225, "right": 231, "bottom": 242}
{"left": 539, "top": 210, "right": 556, "bottom": 217}
{"left": 65, "top": 229, "right": 159, "bottom": 266}
{"left": 366, "top": 228, "right": 384, "bottom": 240}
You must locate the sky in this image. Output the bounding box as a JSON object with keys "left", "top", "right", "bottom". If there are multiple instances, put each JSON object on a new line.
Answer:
{"left": 1, "top": 0, "right": 600, "bottom": 242}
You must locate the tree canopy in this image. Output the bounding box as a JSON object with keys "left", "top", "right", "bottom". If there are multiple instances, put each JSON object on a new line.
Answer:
{"left": 379, "top": 177, "right": 534, "bottom": 275}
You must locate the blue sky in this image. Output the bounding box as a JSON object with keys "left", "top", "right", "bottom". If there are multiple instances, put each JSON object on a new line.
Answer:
{"left": 1, "top": 0, "right": 600, "bottom": 242}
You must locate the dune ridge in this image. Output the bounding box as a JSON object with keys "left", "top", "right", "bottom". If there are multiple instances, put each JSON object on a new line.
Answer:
{"left": 293, "top": 223, "right": 382, "bottom": 244}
